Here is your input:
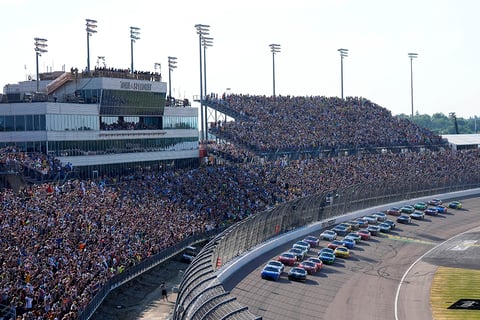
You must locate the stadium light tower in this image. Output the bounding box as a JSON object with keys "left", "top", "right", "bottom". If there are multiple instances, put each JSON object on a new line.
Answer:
{"left": 195, "top": 24, "right": 210, "bottom": 141}
{"left": 408, "top": 52, "right": 418, "bottom": 119}
{"left": 130, "top": 26, "right": 141, "bottom": 74}
{"left": 338, "top": 48, "right": 348, "bottom": 99}
{"left": 34, "top": 37, "right": 48, "bottom": 92}
{"left": 202, "top": 36, "right": 213, "bottom": 141}
{"left": 86, "top": 19, "right": 97, "bottom": 73}
{"left": 449, "top": 112, "right": 459, "bottom": 134}
{"left": 269, "top": 43, "right": 281, "bottom": 97}
{"left": 168, "top": 56, "right": 177, "bottom": 100}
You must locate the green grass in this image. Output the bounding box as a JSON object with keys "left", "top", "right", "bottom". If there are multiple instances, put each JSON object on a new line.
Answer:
{"left": 431, "top": 267, "right": 480, "bottom": 319}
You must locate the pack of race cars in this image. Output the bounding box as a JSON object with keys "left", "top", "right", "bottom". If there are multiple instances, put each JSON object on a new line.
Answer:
{"left": 260, "top": 198, "right": 463, "bottom": 282}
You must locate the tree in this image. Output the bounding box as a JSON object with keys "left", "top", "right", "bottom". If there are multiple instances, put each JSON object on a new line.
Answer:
{"left": 396, "top": 112, "right": 478, "bottom": 135}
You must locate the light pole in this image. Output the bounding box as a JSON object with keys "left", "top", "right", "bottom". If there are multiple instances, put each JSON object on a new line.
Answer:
{"left": 408, "top": 52, "right": 418, "bottom": 119}
{"left": 86, "top": 19, "right": 97, "bottom": 73}
{"left": 130, "top": 26, "right": 141, "bottom": 74}
{"left": 338, "top": 48, "right": 348, "bottom": 99}
{"left": 195, "top": 24, "right": 210, "bottom": 141}
{"left": 34, "top": 37, "right": 48, "bottom": 92}
{"left": 167, "top": 56, "right": 177, "bottom": 100}
{"left": 449, "top": 112, "right": 459, "bottom": 134}
{"left": 202, "top": 36, "right": 213, "bottom": 141}
{"left": 269, "top": 44, "right": 281, "bottom": 98}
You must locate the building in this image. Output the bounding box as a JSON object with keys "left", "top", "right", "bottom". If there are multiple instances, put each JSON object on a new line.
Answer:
{"left": 442, "top": 134, "right": 480, "bottom": 151}
{"left": 1, "top": 68, "right": 199, "bottom": 178}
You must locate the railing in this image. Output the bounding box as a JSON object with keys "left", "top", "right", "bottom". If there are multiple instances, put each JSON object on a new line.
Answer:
{"left": 0, "top": 302, "right": 15, "bottom": 319}
{"left": 77, "top": 228, "right": 224, "bottom": 320}
{"left": 173, "top": 168, "right": 480, "bottom": 320}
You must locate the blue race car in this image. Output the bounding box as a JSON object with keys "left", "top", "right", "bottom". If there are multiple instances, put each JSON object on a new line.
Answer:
{"left": 341, "top": 237, "right": 356, "bottom": 249}
{"left": 448, "top": 201, "right": 462, "bottom": 209}
{"left": 319, "top": 252, "right": 336, "bottom": 265}
{"left": 435, "top": 205, "right": 448, "bottom": 213}
{"left": 261, "top": 266, "right": 281, "bottom": 281}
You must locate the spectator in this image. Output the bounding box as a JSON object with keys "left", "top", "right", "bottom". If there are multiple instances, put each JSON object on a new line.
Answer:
{"left": 0, "top": 96, "right": 479, "bottom": 319}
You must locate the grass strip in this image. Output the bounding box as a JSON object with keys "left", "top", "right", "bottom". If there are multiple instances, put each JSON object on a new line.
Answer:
{"left": 431, "top": 266, "right": 480, "bottom": 320}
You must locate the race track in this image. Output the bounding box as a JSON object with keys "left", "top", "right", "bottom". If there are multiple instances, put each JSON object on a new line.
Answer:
{"left": 223, "top": 197, "right": 480, "bottom": 320}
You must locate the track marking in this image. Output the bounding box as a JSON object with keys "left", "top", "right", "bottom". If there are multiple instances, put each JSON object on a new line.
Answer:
{"left": 448, "top": 240, "right": 477, "bottom": 251}
{"left": 394, "top": 227, "right": 480, "bottom": 320}
{"left": 385, "top": 234, "right": 436, "bottom": 245}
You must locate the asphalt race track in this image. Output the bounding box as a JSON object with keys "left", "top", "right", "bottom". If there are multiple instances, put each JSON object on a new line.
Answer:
{"left": 223, "top": 197, "right": 480, "bottom": 320}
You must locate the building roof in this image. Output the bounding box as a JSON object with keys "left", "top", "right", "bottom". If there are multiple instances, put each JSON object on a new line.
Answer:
{"left": 442, "top": 134, "right": 480, "bottom": 147}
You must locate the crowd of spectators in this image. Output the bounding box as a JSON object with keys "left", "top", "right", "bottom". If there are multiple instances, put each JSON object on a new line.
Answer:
{"left": 209, "top": 95, "right": 445, "bottom": 152}
{"left": 1, "top": 94, "right": 479, "bottom": 319}
{"left": 80, "top": 66, "right": 161, "bottom": 82}
{"left": 100, "top": 120, "right": 159, "bottom": 131}
{"left": 0, "top": 147, "right": 73, "bottom": 181}
{"left": 1, "top": 147, "right": 480, "bottom": 319}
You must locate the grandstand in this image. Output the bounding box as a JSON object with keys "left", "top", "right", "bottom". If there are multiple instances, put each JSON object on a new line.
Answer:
{"left": 0, "top": 67, "right": 199, "bottom": 181}
{"left": 206, "top": 95, "right": 447, "bottom": 161}
{"left": 1, "top": 93, "right": 480, "bottom": 320}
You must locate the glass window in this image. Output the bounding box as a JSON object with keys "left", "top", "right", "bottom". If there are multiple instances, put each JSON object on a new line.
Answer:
{"left": 46, "top": 115, "right": 98, "bottom": 131}
{"left": 4, "top": 116, "right": 14, "bottom": 131}
{"left": 15, "top": 115, "right": 25, "bottom": 131}
{"left": 38, "top": 115, "right": 46, "bottom": 131}
{"left": 99, "top": 89, "right": 166, "bottom": 116}
{"left": 25, "top": 115, "right": 34, "bottom": 131}
{"left": 163, "top": 116, "right": 197, "bottom": 129}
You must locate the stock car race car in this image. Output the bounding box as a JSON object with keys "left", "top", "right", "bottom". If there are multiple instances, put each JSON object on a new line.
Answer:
{"left": 428, "top": 198, "right": 442, "bottom": 206}
{"left": 303, "top": 235, "right": 320, "bottom": 247}
{"left": 318, "top": 251, "right": 336, "bottom": 265}
{"left": 397, "top": 215, "right": 412, "bottom": 224}
{"left": 357, "top": 229, "right": 371, "bottom": 240}
{"left": 400, "top": 205, "right": 415, "bottom": 214}
{"left": 424, "top": 207, "right": 439, "bottom": 216}
{"left": 448, "top": 200, "right": 462, "bottom": 209}
{"left": 261, "top": 265, "right": 282, "bottom": 281}
{"left": 334, "top": 246, "right": 350, "bottom": 258}
{"left": 411, "top": 211, "right": 425, "bottom": 220}
{"left": 299, "top": 261, "right": 318, "bottom": 275}
{"left": 288, "top": 267, "right": 308, "bottom": 281}
{"left": 413, "top": 202, "right": 428, "bottom": 210}
{"left": 386, "top": 207, "right": 402, "bottom": 216}
{"left": 278, "top": 252, "right": 297, "bottom": 266}
{"left": 435, "top": 205, "right": 448, "bottom": 213}
{"left": 320, "top": 230, "right": 338, "bottom": 241}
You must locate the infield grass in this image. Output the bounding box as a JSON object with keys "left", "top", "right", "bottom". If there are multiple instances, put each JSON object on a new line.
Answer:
{"left": 431, "top": 266, "right": 480, "bottom": 320}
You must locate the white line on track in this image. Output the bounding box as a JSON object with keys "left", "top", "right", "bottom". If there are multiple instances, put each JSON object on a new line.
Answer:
{"left": 394, "top": 225, "right": 480, "bottom": 320}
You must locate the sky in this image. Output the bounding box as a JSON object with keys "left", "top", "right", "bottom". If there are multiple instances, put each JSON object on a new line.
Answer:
{"left": 0, "top": 0, "right": 479, "bottom": 119}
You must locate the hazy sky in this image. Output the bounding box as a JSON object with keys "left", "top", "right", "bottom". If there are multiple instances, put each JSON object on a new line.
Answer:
{"left": 1, "top": 0, "right": 478, "bottom": 118}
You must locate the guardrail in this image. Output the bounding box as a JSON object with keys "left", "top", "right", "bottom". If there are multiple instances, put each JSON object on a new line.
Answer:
{"left": 78, "top": 228, "right": 224, "bottom": 320}
{"left": 173, "top": 169, "right": 480, "bottom": 320}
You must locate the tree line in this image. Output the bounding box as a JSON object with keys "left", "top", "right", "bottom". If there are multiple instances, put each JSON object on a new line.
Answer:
{"left": 397, "top": 112, "right": 479, "bottom": 135}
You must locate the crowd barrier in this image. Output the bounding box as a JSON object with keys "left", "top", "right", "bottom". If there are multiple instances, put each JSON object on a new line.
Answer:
{"left": 78, "top": 229, "right": 224, "bottom": 320}
{"left": 173, "top": 169, "right": 480, "bottom": 320}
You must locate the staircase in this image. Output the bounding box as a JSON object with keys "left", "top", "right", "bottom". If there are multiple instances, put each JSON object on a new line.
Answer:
{"left": 46, "top": 72, "right": 73, "bottom": 95}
